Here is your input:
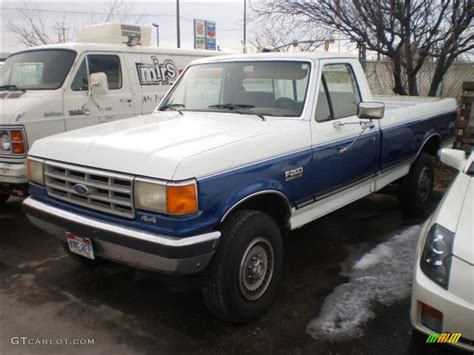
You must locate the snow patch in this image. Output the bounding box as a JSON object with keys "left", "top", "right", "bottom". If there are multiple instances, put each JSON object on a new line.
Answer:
{"left": 306, "top": 225, "right": 421, "bottom": 341}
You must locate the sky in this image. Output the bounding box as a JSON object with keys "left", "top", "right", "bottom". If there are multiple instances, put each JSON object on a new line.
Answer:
{"left": 1, "top": 0, "right": 250, "bottom": 55}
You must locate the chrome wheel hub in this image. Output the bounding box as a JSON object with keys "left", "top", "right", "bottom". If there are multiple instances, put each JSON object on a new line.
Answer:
{"left": 239, "top": 237, "right": 274, "bottom": 301}
{"left": 418, "top": 167, "right": 432, "bottom": 202}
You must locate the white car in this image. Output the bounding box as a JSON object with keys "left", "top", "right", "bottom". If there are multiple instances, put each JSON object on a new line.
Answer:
{"left": 411, "top": 148, "right": 473, "bottom": 352}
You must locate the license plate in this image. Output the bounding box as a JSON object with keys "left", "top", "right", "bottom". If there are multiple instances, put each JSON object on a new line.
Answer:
{"left": 66, "top": 232, "right": 95, "bottom": 260}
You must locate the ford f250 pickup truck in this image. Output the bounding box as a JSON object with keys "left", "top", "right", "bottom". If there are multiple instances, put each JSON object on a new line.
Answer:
{"left": 23, "top": 53, "right": 457, "bottom": 323}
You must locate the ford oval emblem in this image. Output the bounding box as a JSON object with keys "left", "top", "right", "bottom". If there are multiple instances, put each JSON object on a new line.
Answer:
{"left": 73, "top": 184, "right": 91, "bottom": 196}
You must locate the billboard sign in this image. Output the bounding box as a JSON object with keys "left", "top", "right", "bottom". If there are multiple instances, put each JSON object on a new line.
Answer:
{"left": 194, "top": 18, "right": 216, "bottom": 50}
{"left": 194, "top": 19, "right": 206, "bottom": 39}
{"left": 206, "top": 21, "right": 216, "bottom": 40}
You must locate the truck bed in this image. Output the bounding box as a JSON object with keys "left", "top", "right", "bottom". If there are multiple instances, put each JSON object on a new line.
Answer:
{"left": 374, "top": 95, "right": 456, "bottom": 112}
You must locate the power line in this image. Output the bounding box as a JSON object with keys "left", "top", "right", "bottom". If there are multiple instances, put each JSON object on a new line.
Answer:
{"left": 1, "top": 7, "right": 240, "bottom": 31}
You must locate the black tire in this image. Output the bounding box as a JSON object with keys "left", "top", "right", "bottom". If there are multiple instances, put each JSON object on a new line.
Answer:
{"left": 0, "top": 193, "right": 10, "bottom": 205}
{"left": 409, "top": 329, "right": 427, "bottom": 354}
{"left": 399, "top": 153, "right": 434, "bottom": 217}
{"left": 202, "top": 209, "right": 283, "bottom": 324}
{"left": 62, "top": 243, "right": 104, "bottom": 268}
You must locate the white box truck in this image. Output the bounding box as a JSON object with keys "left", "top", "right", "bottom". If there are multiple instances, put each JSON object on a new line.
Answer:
{"left": 0, "top": 23, "right": 222, "bottom": 203}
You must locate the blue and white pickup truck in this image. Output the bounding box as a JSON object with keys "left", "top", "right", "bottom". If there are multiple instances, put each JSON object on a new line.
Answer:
{"left": 23, "top": 53, "right": 457, "bottom": 323}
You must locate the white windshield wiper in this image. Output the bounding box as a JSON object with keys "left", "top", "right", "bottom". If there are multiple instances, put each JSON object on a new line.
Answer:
{"left": 0, "top": 84, "right": 25, "bottom": 92}
{"left": 159, "top": 103, "right": 185, "bottom": 115}
{"left": 209, "top": 103, "right": 265, "bottom": 121}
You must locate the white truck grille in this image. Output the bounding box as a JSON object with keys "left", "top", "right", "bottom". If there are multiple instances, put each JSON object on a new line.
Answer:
{"left": 44, "top": 161, "right": 135, "bottom": 219}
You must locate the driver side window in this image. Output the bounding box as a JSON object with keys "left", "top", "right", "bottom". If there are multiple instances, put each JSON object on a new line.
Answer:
{"left": 315, "top": 63, "right": 361, "bottom": 122}
{"left": 71, "top": 54, "right": 122, "bottom": 91}
{"left": 71, "top": 58, "right": 88, "bottom": 91}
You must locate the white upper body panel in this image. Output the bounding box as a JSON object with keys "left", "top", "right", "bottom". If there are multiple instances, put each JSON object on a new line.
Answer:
{"left": 431, "top": 153, "right": 474, "bottom": 263}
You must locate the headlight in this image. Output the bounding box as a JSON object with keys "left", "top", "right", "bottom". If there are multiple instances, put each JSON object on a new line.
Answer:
{"left": 420, "top": 224, "right": 455, "bottom": 289}
{"left": 26, "top": 158, "right": 45, "bottom": 185}
{"left": 0, "top": 128, "right": 27, "bottom": 155}
{"left": 134, "top": 179, "right": 198, "bottom": 216}
{"left": 1, "top": 131, "right": 11, "bottom": 151}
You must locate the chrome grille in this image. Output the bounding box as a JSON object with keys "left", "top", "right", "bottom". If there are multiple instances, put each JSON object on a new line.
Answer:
{"left": 44, "top": 161, "right": 135, "bottom": 219}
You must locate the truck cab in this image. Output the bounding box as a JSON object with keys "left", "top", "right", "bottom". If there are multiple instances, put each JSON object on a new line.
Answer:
{"left": 0, "top": 23, "right": 220, "bottom": 203}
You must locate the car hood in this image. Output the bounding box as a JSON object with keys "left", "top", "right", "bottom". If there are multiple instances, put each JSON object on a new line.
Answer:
{"left": 30, "top": 111, "right": 301, "bottom": 180}
{"left": 452, "top": 178, "right": 473, "bottom": 263}
{"left": 433, "top": 173, "right": 473, "bottom": 263}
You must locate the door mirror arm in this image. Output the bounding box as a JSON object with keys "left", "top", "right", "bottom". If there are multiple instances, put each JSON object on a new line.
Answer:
{"left": 336, "top": 120, "right": 376, "bottom": 154}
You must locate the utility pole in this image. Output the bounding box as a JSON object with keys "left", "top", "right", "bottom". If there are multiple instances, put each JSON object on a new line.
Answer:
{"left": 152, "top": 23, "right": 160, "bottom": 47}
{"left": 176, "top": 0, "right": 181, "bottom": 48}
{"left": 243, "top": 0, "right": 247, "bottom": 53}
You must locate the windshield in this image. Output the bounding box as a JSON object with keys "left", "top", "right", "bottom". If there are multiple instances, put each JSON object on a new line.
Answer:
{"left": 159, "top": 61, "right": 311, "bottom": 117}
{"left": 0, "top": 50, "right": 76, "bottom": 90}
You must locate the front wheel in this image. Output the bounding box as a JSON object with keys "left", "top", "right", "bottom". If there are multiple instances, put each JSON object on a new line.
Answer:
{"left": 398, "top": 153, "right": 434, "bottom": 217}
{"left": 0, "top": 193, "right": 9, "bottom": 205}
{"left": 202, "top": 209, "right": 283, "bottom": 323}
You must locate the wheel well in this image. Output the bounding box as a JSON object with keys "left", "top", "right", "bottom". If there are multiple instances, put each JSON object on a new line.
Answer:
{"left": 420, "top": 135, "right": 442, "bottom": 157}
{"left": 222, "top": 193, "right": 291, "bottom": 228}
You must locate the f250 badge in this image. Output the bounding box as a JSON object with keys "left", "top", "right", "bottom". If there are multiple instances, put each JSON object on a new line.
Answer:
{"left": 285, "top": 167, "right": 303, "bottom": 181}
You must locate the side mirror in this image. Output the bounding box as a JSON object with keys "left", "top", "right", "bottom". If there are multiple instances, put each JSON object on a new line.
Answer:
{"left": 89, "top": 72, "right": 108, "bottom": 95}
{"left": 358, "top": 102, "right": 385, "bottom": 120}
{"left": 440, "top": 148, "right": 467, "bottom": 172}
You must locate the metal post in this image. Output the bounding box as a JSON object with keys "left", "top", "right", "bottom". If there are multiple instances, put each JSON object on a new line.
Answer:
{"left": 243, "top": 0, "right": 247, "bottom": 53}
{"left": 176, "top": 0, "right": 181, "bottom": 48}
{"left": 152, "top": 23, "right": 160, "bottom": 47}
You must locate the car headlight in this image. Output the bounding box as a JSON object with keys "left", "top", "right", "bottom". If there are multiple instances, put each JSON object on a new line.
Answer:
{"left": 420, "top": 223, "right": 455, "bottom": 289}
{"left": 0, "top": 128, "right": 26, "bottom": 155}
{"left": 134, "top": 179, "right": 198, "bottom": 216}
{"left": 1, "top": 131, "right": 11, "bottom": 151}
{"left": 26, "top": 158, "right": 45, "bottom": 185}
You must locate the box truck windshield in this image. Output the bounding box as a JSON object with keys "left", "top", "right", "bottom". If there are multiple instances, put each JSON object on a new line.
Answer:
{"left": 0, "top": 50, "right": 76, "bottom": 90}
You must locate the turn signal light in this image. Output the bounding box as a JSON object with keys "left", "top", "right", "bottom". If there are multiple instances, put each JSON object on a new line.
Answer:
{"left": 12, "top": 143, "right": 25, "bottom": 154}
{"left": 166, "top": 184, "right": 198, "bottom": 215}
{"left": 11, "top": 130, "right": 26, "bottom": 154}
{"left": 11, "top": 130, "right": 23, "bottom": 142}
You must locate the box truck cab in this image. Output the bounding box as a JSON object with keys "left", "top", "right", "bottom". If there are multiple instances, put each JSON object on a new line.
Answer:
{"left": 0, "top": 23, "right": 221, "bottom": 203}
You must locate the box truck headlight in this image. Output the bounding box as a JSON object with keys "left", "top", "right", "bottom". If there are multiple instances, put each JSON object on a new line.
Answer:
{"left": 0, "top": 131, "right": 10, "bottom": 152}
{"left": 26, "top": 158, "right": 45, "bottom": 185}
{"left": 134, "top": 179, "right": 198, "bottom": 215}
{"left": 0, "top": 128, "right": 26, "bottom": 155}
{"left": 420, "top": 224, "right": 455, "bottom": 289}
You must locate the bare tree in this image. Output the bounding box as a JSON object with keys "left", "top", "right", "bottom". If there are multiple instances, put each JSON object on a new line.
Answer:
{"left": 7, "top": 0, "right": 143, "bottom": 48}
{"left": 249, "top": 14, "right": 333, "bottom": 52}
{"left": 7, "top": 2, "right": 69, "bottom": 46}
{"left": 255, "top": 0, "right": 473, "bottom": 96}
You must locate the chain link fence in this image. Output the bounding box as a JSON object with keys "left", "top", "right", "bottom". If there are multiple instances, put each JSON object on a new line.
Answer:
{"left": 364, "top": 61, "right": 474, "bottom": 101}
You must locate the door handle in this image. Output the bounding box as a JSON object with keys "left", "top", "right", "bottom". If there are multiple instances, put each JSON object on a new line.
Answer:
{"left": 120, "top": 98, "right": 132, "bottom": 103}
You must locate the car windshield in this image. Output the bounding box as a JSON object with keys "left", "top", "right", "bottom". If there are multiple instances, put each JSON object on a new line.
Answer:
{"left": 0, "top": 50, "right": 76, "bottom": 90}
{"left": 159, "top": 61, "right": 311, "bottom": 117}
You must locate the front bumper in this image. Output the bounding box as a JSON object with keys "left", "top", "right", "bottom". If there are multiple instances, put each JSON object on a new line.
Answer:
{"left": 0, "top": 161, "right": 27, "bottom": 184}
{"left": 411, "top": 262, "right": 474, "bottom": 352}
{"left": 23, "top": 197, "right": 221, "bottom": 275}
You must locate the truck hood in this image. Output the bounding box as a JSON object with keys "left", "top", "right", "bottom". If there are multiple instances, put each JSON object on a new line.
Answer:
{"left": 30, "top": 111, "right": 300, "bottom": 180}
{"left": 0, "top": 90, "right": 60, "bottom": 124}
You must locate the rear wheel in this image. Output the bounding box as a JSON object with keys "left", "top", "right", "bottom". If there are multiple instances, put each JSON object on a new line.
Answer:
{"left": 0, "top": 193, "right": 9, "bottom": 205}
{"left": 399, "top": 153, "right": 434, "bottom": 217}
{"left": 202, "top": 209, "right": 283, "bottom": 323}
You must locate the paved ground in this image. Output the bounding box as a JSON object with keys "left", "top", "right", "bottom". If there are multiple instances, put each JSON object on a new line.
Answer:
{"left": 0, "top": 173, "right": 468, "bottom": 354}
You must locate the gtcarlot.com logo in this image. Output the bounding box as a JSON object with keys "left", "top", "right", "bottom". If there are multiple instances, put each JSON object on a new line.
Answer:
{"left": 426, "top": 333, "right": 461, "bottom": 344}
{"left": 11, "top": 337, "right": 95, "bottom": 345}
